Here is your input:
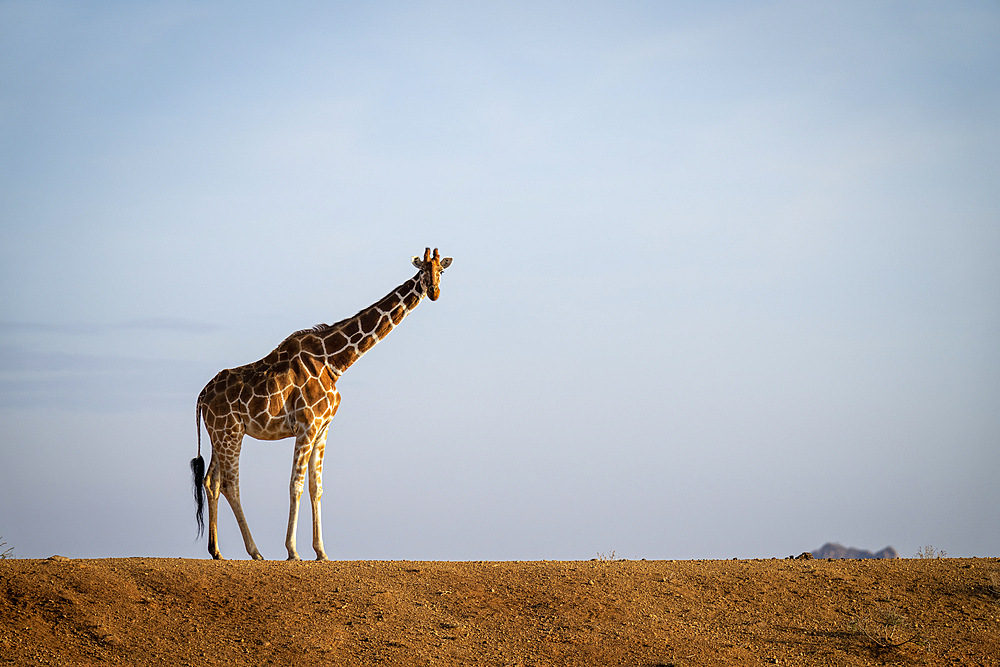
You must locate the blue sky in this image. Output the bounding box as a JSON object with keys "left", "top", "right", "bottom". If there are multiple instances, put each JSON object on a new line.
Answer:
{"left": 1, "top": 1, "right": 998, "bottom": 561}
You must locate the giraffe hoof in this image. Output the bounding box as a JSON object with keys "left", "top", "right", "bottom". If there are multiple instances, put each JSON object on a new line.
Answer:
{"left": 287, "top": 554, "right": 302, "bottom": 562}
{"left": 252, "top": 553, "right": 265, "bottom": 561}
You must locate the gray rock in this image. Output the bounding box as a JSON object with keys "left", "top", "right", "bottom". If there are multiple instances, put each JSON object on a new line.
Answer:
{"left": 811, "top": 542, "right": 899, "bottom": 559}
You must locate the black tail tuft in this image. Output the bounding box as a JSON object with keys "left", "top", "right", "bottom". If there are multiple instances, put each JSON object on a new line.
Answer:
{"left": 191, "top": 455, "right": 205, "bottom": 539}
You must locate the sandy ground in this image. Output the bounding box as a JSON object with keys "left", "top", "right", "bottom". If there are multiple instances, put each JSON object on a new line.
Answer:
{"left": 2, "top": 556, "right": 998, "bottom": 666}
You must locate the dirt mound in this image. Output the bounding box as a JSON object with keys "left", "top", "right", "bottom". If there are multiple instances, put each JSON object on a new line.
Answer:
{"left": 2, "top": 557, "right": 998, "bottom": 666}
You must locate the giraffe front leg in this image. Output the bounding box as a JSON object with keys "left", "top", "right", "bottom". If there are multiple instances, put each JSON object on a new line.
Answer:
{"left": 285, "top": 440, "right": 314, "bottom": 561}
{"left": 308, "top": 430, "right": 329, "bottom": 561}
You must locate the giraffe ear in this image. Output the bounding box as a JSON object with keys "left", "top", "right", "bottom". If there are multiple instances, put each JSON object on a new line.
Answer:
{"left": 440, "top": 257, "right": 453, "bottom": 269}
{"left": 412, "top": 256, "right": 424, "bottom": 269}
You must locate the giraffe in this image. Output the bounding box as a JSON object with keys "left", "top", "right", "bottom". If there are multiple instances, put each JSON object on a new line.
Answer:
{"left": 190, "top": 248, "right": 452, "bottom": 561}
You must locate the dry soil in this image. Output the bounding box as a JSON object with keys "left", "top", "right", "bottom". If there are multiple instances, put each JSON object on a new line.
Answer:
{"left": 2, "top": 556, "right": 999, "bottom": 666}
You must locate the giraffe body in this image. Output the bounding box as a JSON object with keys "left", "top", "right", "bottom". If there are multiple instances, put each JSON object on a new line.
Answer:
{"left": 191, "top": 249, "right": 451, "bottom": 560}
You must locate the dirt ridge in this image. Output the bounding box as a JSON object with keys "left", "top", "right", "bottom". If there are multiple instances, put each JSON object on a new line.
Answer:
{"left": 2, "top": 557, "right": 998, "bottom": 666}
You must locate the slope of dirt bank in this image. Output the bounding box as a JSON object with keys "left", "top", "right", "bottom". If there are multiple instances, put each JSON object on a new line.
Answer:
{"left": 2, "top": 557, "right": 998, "bottom": 666}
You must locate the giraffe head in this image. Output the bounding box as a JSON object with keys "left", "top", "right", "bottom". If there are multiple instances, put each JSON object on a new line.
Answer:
{"left": 412, "top": 247, "right": 452, "bottom": 301}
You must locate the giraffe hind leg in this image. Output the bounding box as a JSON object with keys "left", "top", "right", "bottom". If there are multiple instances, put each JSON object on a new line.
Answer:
{"left": 204, "top": 456, "right": 223, "bottom": 560}
{"left": 221, "top": 478, "right": 264, "bottom": 561}
{"left": 207, "top": 435, "right": 264, "bottom": 561}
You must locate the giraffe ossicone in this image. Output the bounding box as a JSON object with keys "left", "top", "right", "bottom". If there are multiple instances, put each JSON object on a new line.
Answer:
{"left": 191, "top": 248, "right": 452, "bottom": 561}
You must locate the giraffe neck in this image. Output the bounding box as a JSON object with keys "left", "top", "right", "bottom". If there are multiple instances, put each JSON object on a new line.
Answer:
{"left": 313, "top": 272, "right": 427, "bottom": 376}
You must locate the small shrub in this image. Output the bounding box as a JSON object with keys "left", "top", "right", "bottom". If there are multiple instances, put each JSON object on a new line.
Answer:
{"left": 596, "top": 550, "right": 617, "bottom": 562}
{"left": 850, "top": 605, "right": 923, "bottom": 651}
{"left": 0, "top": 537, "right": 12, "bottom": 559}
{"left": 914, "top": 545, "right": 947, "bottom": 559}
{"left": 988, "top": 570, "right": 1000, "bottom": 604}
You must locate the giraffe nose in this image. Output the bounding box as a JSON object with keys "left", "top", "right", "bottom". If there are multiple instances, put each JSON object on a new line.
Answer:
{"left": 428, "top": 286, "right": 441, "bottom": 301}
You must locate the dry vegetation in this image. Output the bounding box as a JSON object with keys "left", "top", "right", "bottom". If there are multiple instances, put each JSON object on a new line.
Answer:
{"left": 2, "top": 556, "right": 999, "bottom": 666}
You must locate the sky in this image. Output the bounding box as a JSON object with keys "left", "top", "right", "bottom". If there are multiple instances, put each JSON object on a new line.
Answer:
{"left": 1, "top": 1, "right": 998, "bottom": 562}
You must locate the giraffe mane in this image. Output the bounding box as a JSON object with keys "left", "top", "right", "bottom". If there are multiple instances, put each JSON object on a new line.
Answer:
{"left": 284, "top": 317, "right": 350, "bottom": 342}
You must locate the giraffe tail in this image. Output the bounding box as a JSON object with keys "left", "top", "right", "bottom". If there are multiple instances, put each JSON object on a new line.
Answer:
{"left": 191, "top": 456, "right": 205, "bottom": 539}
{"left": 191, "top": 401, "right": 206, "bottom": 539}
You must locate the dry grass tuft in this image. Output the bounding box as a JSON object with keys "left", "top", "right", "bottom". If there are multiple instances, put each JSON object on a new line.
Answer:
{"left": 914, "top": 544, "right": 947, "bottom": 559}
{"left": 850, "top": 605, "right": 924, "bottom": 651}
{"left": 988, "top": 570, "right": 1000, "bottom": 605}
